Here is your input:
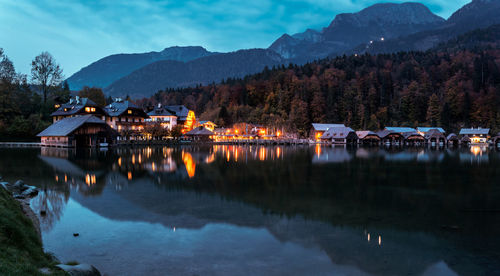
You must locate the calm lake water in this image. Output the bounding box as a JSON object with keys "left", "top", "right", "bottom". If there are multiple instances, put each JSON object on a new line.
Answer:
{"left": 1, "top": 145, "right": 500, "bottom": 275}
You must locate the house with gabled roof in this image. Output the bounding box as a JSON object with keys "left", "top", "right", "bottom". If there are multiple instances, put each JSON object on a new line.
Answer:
{"left": 459, "top": 127, "right": 490, "bottom": 144}
{"left": 37, "top": 115, "right": 115, "bottom": 147}
{"left": 356, "top": 131, "right": 381, "bottom": 145}
{"left": 320, "top": 126, "right": 358, "bottom": 144}
{"left": 311, "top": 123, "right": 346, "bottom": 141}
{"left": 104, "top": 98, "right": 148, "bottom": 136}
{"left": 51, "top": 96, "right": 106, "bottom": 123}
{"left": 146, "top": 103, "right": 178, "bottom": 130}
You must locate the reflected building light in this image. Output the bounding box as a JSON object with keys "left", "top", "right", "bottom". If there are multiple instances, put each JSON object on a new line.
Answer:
{"left": 227, "top": 151, "right": 230, "bottom": 162}
{"left": 316, "top": 144, "right": 322, "bottom": 158}
{"left": 91, "top": 174, "right": 96, "bottom": 185}
{"left": 118, "top": 157, "right": 122, "bottom": 167}
{"left": 132, "top": 154, "right": 136, "bottom": 164}
{"left": 55, "top": 175, "right": 59, "bottom": 182}
{"left": 259, "top": 147, "right": 266, "bottom": 161}
{"left": 85, "top": 174, "right": 91, "bottom": 186}
{"left": 378, "top": 235, "right": 382, "bottom": 246}
{"left": 367, "top": 233, "right": 370, "bottom": 242}
{"left": 152, "top": 162, "right": 156, "bottom": 172}
{"left": 173, "top": 227, "right": 176, "bottom": 232}
{"left": 64, "top": 174, "right": 67, "bottom": 182}
{"left": 138, "top": 154, "right": 142, "bottom": 164}
{"left": 127, "top": 171, "right": 132, "bottom": 180}
{"left": 235, "top": 150, "right": 239, "bottom": 162}
{"left": 276, "top": 147, "right": 281, "bottom": 159}
{"left": 182, "top": 152, "right": 196, "bottom": 178}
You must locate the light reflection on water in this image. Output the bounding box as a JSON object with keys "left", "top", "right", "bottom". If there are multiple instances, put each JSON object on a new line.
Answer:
{"left": 0, "top": 145, "right": 499, "bottom": 275}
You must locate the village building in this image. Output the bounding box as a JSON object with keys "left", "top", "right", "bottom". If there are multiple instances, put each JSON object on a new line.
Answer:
{"left": 51, "top": 96, "right": 106, "bottom": 123}
{"left": 165, "top": 105, "right": 196, "bottom": 133}
{"left": 311, "top": 123, "right": 346, "bottom": 141}
{"left": 146, "top": 104, "right": 178, "bottom": 130}
{"left": 197, "top": 121, "right": 217, "bottom": 131}
{"left": 104, "top": 98, "right": 149, "bottom": 138}
{"left": 459, "top": 128, "right": 490, "bottom": 144}
{"left": 402, "top": 132, "right": 425, "bottom": 146}
{"left": 37, "top": 115, "right": 115, "bottom": 148}
{"left": 183, "top": 126, "right": 214, "bottom": 141}
{"left": 377, "top": 130, "right": 404, "bottom": 145}
{"left": 424, "top": 129, "right": 447, "bottom": 146}
{"left": 320, "top": 126, "right": 358, "bottom": 144}
{"left": 492, "top": 132, "right": 500, "bottom": 147}
{"left": 356, "top": 131, "right": 381, "bottom": 145}
{"left": 446, "top": 133, "right": 459, "bottom": 147}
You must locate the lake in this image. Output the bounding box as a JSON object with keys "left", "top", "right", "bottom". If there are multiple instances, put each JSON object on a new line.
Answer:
{"left": 0, "top": 145, "right": 499, "bottom": 275}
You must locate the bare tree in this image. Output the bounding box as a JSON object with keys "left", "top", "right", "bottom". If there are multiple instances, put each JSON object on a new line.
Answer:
{"left": 31, "top": 51, "right": 63, "bottom": 103}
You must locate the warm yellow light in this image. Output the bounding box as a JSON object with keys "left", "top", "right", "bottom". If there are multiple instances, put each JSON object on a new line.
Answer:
{"left": 259, "top": 130, "right": 266, "bottom": 135}
{"left": 64, "top": 174, "right": 67, "bottom": 182}
{"left": 277, "top": 131, "right": 281, "bottom": 137}
{"left": 127, "top": 171, "right": 132, "bottom": 180}
{"left": 132, "top": 154, "right": 135, "bottom": 164}
{"left": 128, "top": 110, "right": 132, "bottom": 114}
{"left": 235, "top": 129, "right": 239, "bottom": 134}
{"left": 85, "top": 107, "right": 91, "bottom": 112}
{"left": 85, "top": 174, "right": 91, "bottom": 186}
{"left": 152, "top": 162, "right": 156, "bottom": 172}
{"left": 182, "top": 152, "right": 196, "bottom": 178}
{"left": 118, "top": 157, "right": 122, "bottom": 167}
{"left": 55, "top": 175, "right": 59, "bottom": 182}
{"left": 54, "top": 104, "right": 60, "bottom": 109}
{"left": 91, "top": 107, "right": 96, "bottom": 112}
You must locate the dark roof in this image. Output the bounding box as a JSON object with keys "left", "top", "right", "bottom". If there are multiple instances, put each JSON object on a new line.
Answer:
{"left": 312, "top": 123, "right": 345, "bottom": 131}
{"left": 37, "top": 115, "right": 105, "bottom": 137}
{"left": 147, "top": 105, "right": 177, "bottom": 117}
{"left": 166, "top": 105, "right": 190, "bottom": 119}
{"left": 376, "top": 130, "right": 403, "bottom": 139}
{"left": 417, "top": 127, "right": 445, "bottom": 133}
{"left": 356, "top": 131, "right": 379, "bottom": 139}
{"left": 402, "top": 132, "right": 424, "bottom": 139}
{"left": 424, "top": 129, "right": 446, "bottom": 139}
{"left": 105, "top": 99, "right": 148, "bottom": 117}
{"left": 185, "top": 126, "right": 214, "bottom": 136}
{"left": 51, "top": 97, "right": 100, "bottom": 116}
{"left": 321, "top": 126, "right": 355, "bottom": 139}
{"left": 459, "top": 128, "right": 490, "bottom": 135}
{"left": 447, "top": 133, "right": 458, "bottom": 140}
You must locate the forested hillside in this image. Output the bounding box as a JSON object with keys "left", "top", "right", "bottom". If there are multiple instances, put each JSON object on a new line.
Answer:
{"left": 138, "top": 48, "right": 500, "bottom": 136}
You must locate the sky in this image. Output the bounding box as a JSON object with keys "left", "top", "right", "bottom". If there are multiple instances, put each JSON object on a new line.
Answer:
{"left": 0, "top": 0, "right": 470, "bottom": 77}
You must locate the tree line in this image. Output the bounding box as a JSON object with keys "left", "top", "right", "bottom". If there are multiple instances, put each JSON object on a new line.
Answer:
{"left": 138, "top": 49, "right": 500, "bottom": 137}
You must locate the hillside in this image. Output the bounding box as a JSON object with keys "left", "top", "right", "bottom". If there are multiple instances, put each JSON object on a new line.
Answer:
{"left": 66, "top": 46, "right": 215, "bottom": 90}
{"left": 104, "top": 49, "right": 286, "bottom": 98}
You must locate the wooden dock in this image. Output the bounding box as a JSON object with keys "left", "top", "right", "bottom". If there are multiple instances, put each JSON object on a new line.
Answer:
{"left": 0, "top": 142, "right": 41, "bottom": 147}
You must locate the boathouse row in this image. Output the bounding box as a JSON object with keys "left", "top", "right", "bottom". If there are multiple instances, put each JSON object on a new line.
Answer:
{"left": 38, "top": 97, "right": 198, "bottom": 147}
{"left": 314, "top": 124, "right": 497, "bottom": 146}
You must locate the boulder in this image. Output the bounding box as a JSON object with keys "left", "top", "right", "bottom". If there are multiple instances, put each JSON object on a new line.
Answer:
{"left": 56, "top": 264, "right": 101, "bottom": 276}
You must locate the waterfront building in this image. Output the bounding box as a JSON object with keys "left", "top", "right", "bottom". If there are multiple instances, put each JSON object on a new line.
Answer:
{"left": 320, "top": 126, "right": 358, "bottom": 144}
{"left": 311, "top": 123, "right": 346, "bottom": 141}
{"left": 37, "top": 115, "right": 114, "bottom": 147}
{"left": 446, "top": 133, "right": 459, "bottom": 147}
{"left": 384, "top": 127, "right": 417, "bottom": 134}
{"left": 377, "top": 130, "right": 404, "bottom": 145}
{"left": 104, "top": 98, "right": 149, "bottom": 137}
{"left": 166, "top": 105, "right": 196, "bottom": 133}
{"left": 459, "top": 128, "right": 490, "bottom": 144}
{"left": 402, "top": 132, "right": 425, "bottom": 146}
{"left": 197, "top": 121, "right": 217, "bottom": 131}
{"left": 424, "top": 129, "right": 447, "bottom": 146}
{"left": 356, "top": 131, "right": 381, "bottom": 145}
{"left": 51, "top": 96, "right": 106, "bottom": 123}
{"left": 146, "top": 104, "right": 178, "bottom": 130}
{"left": 417, "top": 127, "right": 445, "bottom": 136}
{"left": 184, "top": 126, "right": 214, "bottom": 141}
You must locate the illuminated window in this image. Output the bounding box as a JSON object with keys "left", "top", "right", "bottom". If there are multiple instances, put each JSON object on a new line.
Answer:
{"left": 128, "top": 110, "right": 132, "bottom": 114}
{"left": 64, "top": 108, "right": 68, "bottom": 112}
{"left": 91, "top": 107, "right": 96, "bottom": 112}
{"left": 85, "top": 107, "right": 91, "bottom": 112}
{"left": 54, "top": 104, "right": 60, "bottom": 109}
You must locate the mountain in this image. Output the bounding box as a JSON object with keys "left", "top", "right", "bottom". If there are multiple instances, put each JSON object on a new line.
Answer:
{"left": 358, "top": 0, "right": 500, "bottom": 54}
{"left": 66, "top": 46, "right": 215, "bottom": 90}
{"left": 104, "top": 49, "right": 285, "bottom": 98}
{"left": 269, "top": 2, "right": 444, "bottom": 62}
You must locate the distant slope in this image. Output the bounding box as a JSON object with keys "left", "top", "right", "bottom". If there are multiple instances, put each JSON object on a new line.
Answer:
{"left": 357, "top": 0, "right": 500, "bottom": 54}
{"left": 66, "top": 46, "right": 215, "bottom": 90}
{"left": 104, "top": 49, "right": 286, "bottom": 98}
{"left": 269, "top": 2, "right": 444, "bottom": 62}
{"left": 433, "top": 24, "right": 500, "bottom": 52}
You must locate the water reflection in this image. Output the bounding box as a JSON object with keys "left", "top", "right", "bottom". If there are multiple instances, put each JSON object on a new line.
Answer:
{"left": 0, "top": 146, "right": 499, "bottom": 275}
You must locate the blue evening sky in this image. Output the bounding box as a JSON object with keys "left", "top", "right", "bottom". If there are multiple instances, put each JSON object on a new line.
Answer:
{"left": 0, "top": 0, "right": 469, "bottom": 77}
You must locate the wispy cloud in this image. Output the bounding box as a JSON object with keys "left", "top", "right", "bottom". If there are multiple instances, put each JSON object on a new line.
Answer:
{"left": 0, "top": 0, "right": 469, "bottom": 76}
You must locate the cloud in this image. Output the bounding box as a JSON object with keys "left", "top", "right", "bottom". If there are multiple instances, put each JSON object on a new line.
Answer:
{"left": 0, "top": 0, "right": 469, "bottom": 77}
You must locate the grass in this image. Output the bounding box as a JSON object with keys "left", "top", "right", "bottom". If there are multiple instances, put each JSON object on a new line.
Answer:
{"left": 0, "top": 187, "right": 66, "bottom": 275}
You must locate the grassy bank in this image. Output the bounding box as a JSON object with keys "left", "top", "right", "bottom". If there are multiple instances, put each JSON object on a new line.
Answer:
{"left": 0, "top": 187, "right": 65, "bottom": 275}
